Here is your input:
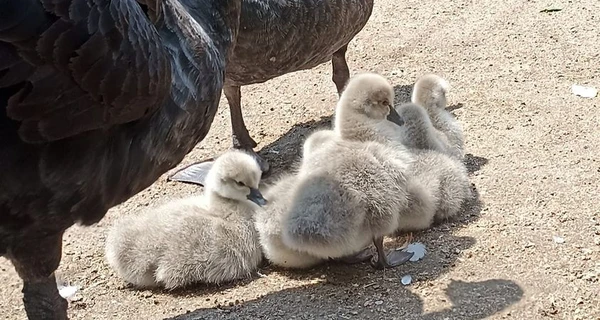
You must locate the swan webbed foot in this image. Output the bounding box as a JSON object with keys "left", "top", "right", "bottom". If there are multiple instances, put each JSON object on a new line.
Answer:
{"left": 167, "top": 160, "right": 214, "bottom": 186}
{"left": 167, "top": 147, "right": 270, "bottom": 187}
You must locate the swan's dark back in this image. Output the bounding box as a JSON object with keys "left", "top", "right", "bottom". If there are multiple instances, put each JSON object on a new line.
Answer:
{"left": 227, "top": 0, "right": 374, "bottom": 85}
{"left": 0, "top": 0, "right": 240, "bottom": 254}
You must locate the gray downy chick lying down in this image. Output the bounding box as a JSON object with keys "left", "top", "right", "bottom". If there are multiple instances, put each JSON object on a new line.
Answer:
{"left": 408, "top": 74, "right": 464, "bottom": 159}
{"left": 395, "top": 142, "right": 472, "bottom": 232}
{"left": 104, "top": 150, "right": 267, "bottom": 290}
{"left": 394, "top": 75, "right": 471, "bottom": 231}
{"left": 281, "top": 129, "right": 416, "bottom": 269}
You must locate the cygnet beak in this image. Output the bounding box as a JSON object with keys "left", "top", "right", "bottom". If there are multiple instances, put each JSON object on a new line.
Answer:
{"left": 386, "top": 106, "right": 405, "bottom": 127}
{"left": 247, "top": 188, "right": 267, "bottom": 206}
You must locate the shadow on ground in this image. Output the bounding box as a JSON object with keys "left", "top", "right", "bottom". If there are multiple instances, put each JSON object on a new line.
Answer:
{"left": 165, "top": 278, "right": 523, "bottom": 320}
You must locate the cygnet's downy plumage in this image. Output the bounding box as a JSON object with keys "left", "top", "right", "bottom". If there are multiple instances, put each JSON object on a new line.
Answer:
{"left": 255, "top": 173, "right": 324, "bottom": 269}
{"left": 281, "top": 130, "right": 415, "bottom": 269}
{"left": 410, "top": 74, "right": 464, "bottom": 159}
{"left": 105, "top": 150, "right": 267, "bottom": 289}
{"left": 330, "top": 72, "right": 470, "bottom": 233}
{"left": 254, "top": 130, "right": 351, "bottom": 270}
{"left": 333, "top": 73, "right": 406, "bottom": 147}
{"left": 394, "top": 79, "right": 471, "bottom": 231}
{"left": 395, "top": 103, "right": 452, "bottom": 155}
{"left": 397, "top": 148, "right": 472, "bottom": 232}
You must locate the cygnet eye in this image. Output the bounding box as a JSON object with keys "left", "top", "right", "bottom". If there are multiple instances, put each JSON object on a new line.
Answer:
{"left": 236, "top": 181, "right": 245, "bottom": 187}
{"left": 381, "top": 99, "right": 390, "bottom": 107}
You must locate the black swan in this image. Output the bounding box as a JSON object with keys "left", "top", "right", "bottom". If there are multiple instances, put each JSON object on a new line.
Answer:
{"left": 0, "top": 0, "right": 241, "bottom": 318}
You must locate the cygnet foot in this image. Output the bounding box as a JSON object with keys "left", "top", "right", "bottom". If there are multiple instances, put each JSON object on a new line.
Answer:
{"left": 333, "top": 247, "right": 374, "bottom": 264}
{"left": 371, "top": 237, "right": 414, "bottom": 270}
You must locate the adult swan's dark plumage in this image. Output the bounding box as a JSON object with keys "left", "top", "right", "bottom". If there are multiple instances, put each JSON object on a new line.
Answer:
{"left": 171, "top": 0, "right": 374, "bottom": 181}
{"left": 0, "top": 0, "right": 240, "bottom": 318}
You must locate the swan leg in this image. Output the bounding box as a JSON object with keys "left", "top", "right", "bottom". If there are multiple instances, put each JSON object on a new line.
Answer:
{"left": 371, "top": 236, "right": 414, "bottom": 270}
{"left": 332, "top": 45, "right": 350, "bottom": 95}
{"left": 225, "top": 84, "right": 270, "bottom": 173}
{"left": 334, "top": 247, "right": 374, "bottom": 264}
{"left": 10, "top": 232, "right": 68, "bottom": 319}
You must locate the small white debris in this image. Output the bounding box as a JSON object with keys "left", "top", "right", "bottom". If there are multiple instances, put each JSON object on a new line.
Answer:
{"left": 572, "top": 84, "right": 598, "bottom": 98}
{"left": 405, "top": 242, "right": 427, "bottom": 262}
{"left": 255, "top": 271, "right": 268, "bottom": 278}
{"left": 374, "top": 300, "right": 383, "bottom": 305}
{"left": 553, "top": 236, "right": 565, "bottom": 244}
{"left": 401, "top": 275, "right": 412, "bottom": 285}
{"left": 57, "top": 284, "right": 80, "bottom": 300}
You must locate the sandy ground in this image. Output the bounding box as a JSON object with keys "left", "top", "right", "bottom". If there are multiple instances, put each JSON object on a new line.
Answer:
{"left": 2, "top": 0, "right": 600, "bottom": 319}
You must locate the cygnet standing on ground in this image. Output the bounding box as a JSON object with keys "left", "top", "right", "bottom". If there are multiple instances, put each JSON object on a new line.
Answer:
{"left": 255, "top": 172, "right": 325, "bottom": 269}
{"left": 104, "top": 150, "right": 267, "bottom": 290}
{"left": 255, "top": 129, "right": 376, "bottom": 270}
{"left": 281, "top": 129, "right": 415, "bottom": 269}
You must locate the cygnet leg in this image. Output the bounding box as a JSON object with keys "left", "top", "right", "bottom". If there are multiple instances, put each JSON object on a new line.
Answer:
{"left": 194, "top": 84, "right": 270, "bottom": 175}
{"left": 371, "top": 236, "right": 414, "bottom": 270}
{"left": 334, "top": 247, "right": 374, "bottom": 264}
{"left": 402, "top": 232, "right": 414, "bottom": 248}
{"left": 331, "top": 45, "right": 350, "bottom": 95}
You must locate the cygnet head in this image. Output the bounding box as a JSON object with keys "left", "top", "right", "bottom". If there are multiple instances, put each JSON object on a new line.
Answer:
{"left": 335, "top": 73, "right": 404, "bottom": 128}
{"left": 204, "top": 150, "right": 267, "bottom": 206}
{"left": 411, "top": 74, "right": 449, "bottom": 110}
{"left": 302, "top": 130, "right": 337, "bottom": 159}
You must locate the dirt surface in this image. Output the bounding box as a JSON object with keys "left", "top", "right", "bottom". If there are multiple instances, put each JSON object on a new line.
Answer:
{"left": 2, "top": 0, "right": 599, "bottom": 319}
